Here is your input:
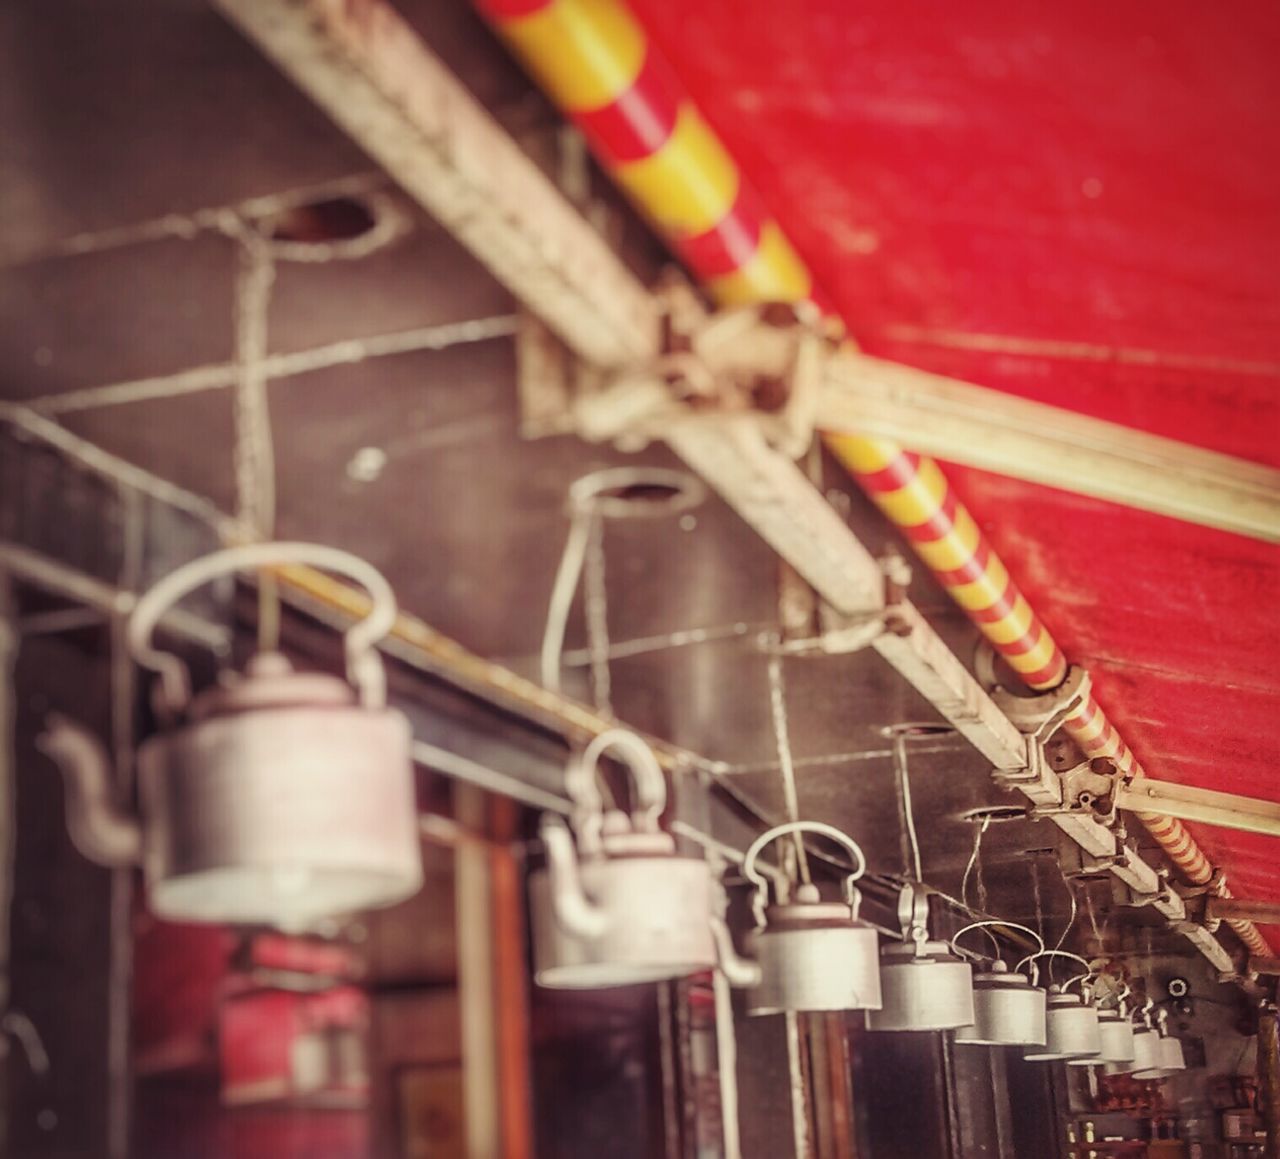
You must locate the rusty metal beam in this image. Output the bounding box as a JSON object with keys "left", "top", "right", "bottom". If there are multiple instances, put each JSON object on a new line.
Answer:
{"left": 1258, "top": 1008, "right": 1280, "bottom": 1157}
{"left": 213, "top": 0, "right": 660, "bottom": 369}
{"left": 1210, "top": 899, "right": 1280, "bottom": 926}
{"left": 665, "top": 419, "right": 886, "bottom": 617}
{"left": 1116, "top": 778, "right": 1280, "bottom": 840}
{"left": 820, "top": 350, "right": 1280, "bottom": 543}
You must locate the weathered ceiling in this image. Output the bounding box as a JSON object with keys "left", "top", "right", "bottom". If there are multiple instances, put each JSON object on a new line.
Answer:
{"left": 7, "top": 0, "right": 1274, "bottom": 964}
{"left": 617, "top": 0, "right": 1280, "bottom": 933}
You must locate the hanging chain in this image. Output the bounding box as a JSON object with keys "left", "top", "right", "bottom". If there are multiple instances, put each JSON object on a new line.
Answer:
{"left": 765, "top": 646, "right": 810, "bottom": 885}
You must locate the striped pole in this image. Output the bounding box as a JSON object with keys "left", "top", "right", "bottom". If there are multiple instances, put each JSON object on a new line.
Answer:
{"left": 474, "top": 0, "right": 811, "bottom": 306}
{"left": 475, "top": 0, "right": 1270, "bottom": 957}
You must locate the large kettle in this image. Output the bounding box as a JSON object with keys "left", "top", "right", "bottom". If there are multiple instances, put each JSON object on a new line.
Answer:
{"left": 529, "top": 729, "right": 717, "bottom": 988}
{"left": 736, "top": 821, "right": 881, "bottom": 1015}
{"left": 39, "top": 543, "right": 423, "bottom": 930}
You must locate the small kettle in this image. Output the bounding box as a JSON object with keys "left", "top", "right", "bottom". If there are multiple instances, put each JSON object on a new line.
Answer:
{"left": 39, "top": 543, "right": 423, "bottom": 931}
{"left": 529, "top": 729, "right": 717, "bottom": 988}
{"left": 866, "top": 883, "right": 975, "bottom": 1032}
{"left": 952, "top": 922, "right": 1048, "bottom": 1048}
{"left": 733, "top": 821, "right": 881, "bottom": 1015}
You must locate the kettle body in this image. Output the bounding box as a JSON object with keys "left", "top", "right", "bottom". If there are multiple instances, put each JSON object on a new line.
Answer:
{"left": 530, "top": 729, "right": 716, "bottom": 989}
{"left": 138, "top": 655, "right": 421, "bottom": 928}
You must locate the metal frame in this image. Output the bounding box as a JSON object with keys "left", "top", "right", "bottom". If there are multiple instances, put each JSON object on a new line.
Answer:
{"left": 819, "top": 350, "right": 1280, "bottom": 543}
{"left": 6, "top": 0, "right": 1242, "bottom": 978}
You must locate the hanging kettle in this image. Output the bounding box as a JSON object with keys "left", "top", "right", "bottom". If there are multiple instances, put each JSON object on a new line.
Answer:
{"left": 1020, "top": 952, "right": 1101, "bottom": 1062}
{"left": 1073, "top": 985, "right": 1136, "bottom": 1069}
{"left": 1024, "top": 988, "right": 1102, "bottom": 1063}
{"left": 952, "top": 922, "right": 1048, "bottom": 1047}
{"left": 529, "top": 729, "right": 717, "bottom": 988}
{"left": 1117, "top": 1001, "right": 1164, "bottom": 1077}
{"left": 1133, "top": 1009, "right": 1186, "bottom": 1079}
{"left": 730, "top": 821, "right": 882, "bottom": 1015}
{"left": 866, "top": 884, "right": 974, "bottom": 1032}
{"left": 39, "top": 543, "right": 423, "bottom": 930}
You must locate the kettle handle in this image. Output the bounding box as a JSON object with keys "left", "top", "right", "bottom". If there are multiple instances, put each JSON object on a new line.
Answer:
{"left": 742, "top": 820, "right": 867, "bottom": 921}
{"left": 1008, "top": 947, "right": 1090, "bottom": 978}
{"left": 565, "top": 729, "right": 666, "bottom": 847}
{"left": 128, "top": 542, "right": 398, "bottom": 712}
{"left": 950, "top": 919, "right": 1045, "bottom": 968}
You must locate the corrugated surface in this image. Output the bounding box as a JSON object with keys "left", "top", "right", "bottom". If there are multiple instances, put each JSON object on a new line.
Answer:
{"left": 624, "top": 0, "right": 1280, "bottom": 924}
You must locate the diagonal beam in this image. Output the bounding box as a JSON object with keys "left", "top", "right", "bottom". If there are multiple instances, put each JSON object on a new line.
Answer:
{"left": 213, "top": 0, "right": 660, "bottom": 369}
{"left": 820, "top": 350, "right": 1280, "bottom": 542}
{"left": 1116, "top": 778, "right": 1280, "bottom": 840}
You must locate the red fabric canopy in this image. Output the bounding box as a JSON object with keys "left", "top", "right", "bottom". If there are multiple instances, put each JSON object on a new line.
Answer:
{"left": 629, "top": 0, "right": 1280, "bottom": 919}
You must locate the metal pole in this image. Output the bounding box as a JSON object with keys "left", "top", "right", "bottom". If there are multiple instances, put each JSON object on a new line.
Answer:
{"left": 712, "top": 969, "right": 743, "bottom": 1159}
{"left": 1259, "top": 1007, "right": 1280, "bottom": 1159}
{"left": 0, "top": 576, "right": 17, "bottom": 1155}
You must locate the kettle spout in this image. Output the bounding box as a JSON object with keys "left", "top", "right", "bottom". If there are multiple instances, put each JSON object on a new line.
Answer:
{"left": 540, "top": 817, "right": 608, "bottom": 940}
{"left": 711, "top": 917, "right": 762, "bottom": 989}
{"left": 37, "top": 715, "right": 142, "bottom": 867}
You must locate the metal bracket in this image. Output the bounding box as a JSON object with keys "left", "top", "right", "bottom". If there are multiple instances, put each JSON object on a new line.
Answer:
{"left": 524, "top": 277, "right": 837, "bottom": 458}
{"left": 1172, "top": 867, "right": 1228, "bottom": 902}
{"left": 1118, "top": 866, "right": 1176, "bottom": 911}
{"left": 987, "top": 665, "right": 1120, "bottom": 825}
{"left": 1051, "top": 837, "right": 1129, "bottom": 879}
{"left": 1115, "top": 777, "right": 1280, "bottom": 840}
{"left": 1025, "top": 758, "right": 1121, "bottom": 826}
{"left": 766, "top": 548, "right": 912, "bottom": 658}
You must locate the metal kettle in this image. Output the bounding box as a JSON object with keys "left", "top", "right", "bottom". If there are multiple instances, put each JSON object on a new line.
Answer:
{"left": 1073, "top": 983, "right": 1136, "bottom": 1068}
{"left": 1024, "top": 986, "right": 1102, "bottom": 1063}
{"left": 734, "top": 821, "right": 882, "bottom": 1015}
{"left": 529, "top": 729, "right": 717, "bottom": 988}
{"left": 866, "top": 884, "right": 975, "bottom": 1032}
{"left": 1115, "top": 1001, "right": 1164, "bottom": 1076}
{"left": 1132, "top": 1007, "right": 1186, "bottom": 1078}
{"left": 951, "top": 919, "right": 1051, "bottom": 1048}
{"left": 39, "top": 543, "right": 423, "bottom": 931}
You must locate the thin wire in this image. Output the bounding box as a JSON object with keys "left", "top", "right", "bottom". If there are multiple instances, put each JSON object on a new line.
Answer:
{"left": 960, "top": 815, "right": 993, "bottom": 910}
{"left": 541, "top": 508, "right": 593, "bottom": 694}
{"left": 1053, "top": 862, "right": 1079, "bottom": 954}
{"left": 581, "top": 511, "right": 613, "bottom": 716}
{"left": 225, "top": 218, "right": 281, "bottom": 652}
{"left": 960, "top": 815, "right": 997, "bottom": 952}
{"left": 1084, "top": 880, "right": 1103, "bottom": 953}
{"left": 893, "top": 732, "right": 924, "bottom": 883}
{"left": 1031, "top": 859, "right": 1045, "bottom": 949}
{"left": 765, "top": 646, "right": 810, "bottom": 885}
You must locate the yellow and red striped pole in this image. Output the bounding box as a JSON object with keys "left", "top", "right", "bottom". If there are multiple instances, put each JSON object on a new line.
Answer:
{"left": 475, "top": 0, "right": 812, "bottom": 307}
{"left": 475, "top": 0, "right": 1269, "bottom": 957}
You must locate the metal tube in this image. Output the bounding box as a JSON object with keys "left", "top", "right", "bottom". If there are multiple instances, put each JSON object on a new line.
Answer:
{"left": 472, "top": 0, "right": 1271, "bottom": 960}
{"left": 1258, "top": 1007, "right": 1280, "bottom": 1159}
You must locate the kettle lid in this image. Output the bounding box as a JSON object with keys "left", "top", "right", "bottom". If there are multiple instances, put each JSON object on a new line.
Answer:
{"left": 188, "top": 652, "right": 355, "bottom": 720}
